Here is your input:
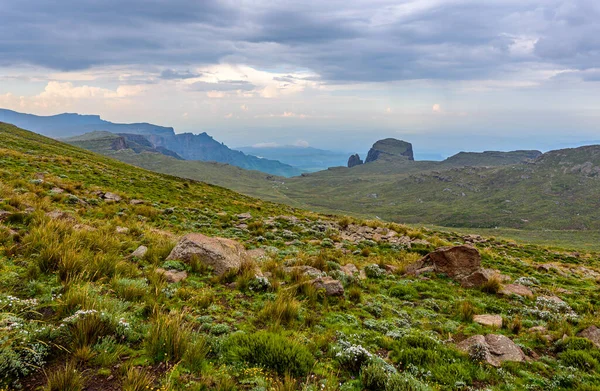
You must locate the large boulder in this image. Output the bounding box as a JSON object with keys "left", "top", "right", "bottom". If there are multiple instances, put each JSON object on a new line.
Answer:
{"left": 578, "top": 326, "right": 600, "bottom": 348}
{"left": 457, "top": 334, "right": 526, "bottom": 367}
{"left": 166, "top": 233, "right": 249, "bottom": 275}
{"left": 405, "top": 245, "right": 494, "bottom": 287}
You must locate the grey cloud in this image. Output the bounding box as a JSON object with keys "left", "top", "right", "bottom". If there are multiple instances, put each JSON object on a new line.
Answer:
{"left": 1, "top": 0, "right": 599, "bottom": 82}
{"left": 190, "top": 80, "right": 255, "bottom": 91}
{"left": 160, "top": 69, "right": 202, "bottom": 80}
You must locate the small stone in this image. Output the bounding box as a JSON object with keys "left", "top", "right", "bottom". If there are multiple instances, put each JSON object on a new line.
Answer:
{"left": 46, "top": 210, "right": 76, "bottom": 222}
{"left": 384, "top": 264, "right": 399, "bottom": 274}
{"left": 130, "top": 199, "right": 145, "bottom": 205}
{"left": 115, "top": 226, "right": 129, "bottom": 234}
{"left": 131, "top": 245, "right": 148, "bottom": 258}
{"left": 340, "top": 263, "right": 359, "bottom": 277}
{"left": 50, "top": 187, "right": 64, "bottom": 194}
{"left": 0, "top": 211, "right": 11, "bottom": 221}
{"left": 236, "top": 212, "right": 252, "bottom": 220}
{"left": 284, "top": 265, "right": 324, "bottom": 278}
{"left": 528, "top": 326, "right": 548, "bottom": 334}
{"left": 102, "top": 192, "right": 122, "bottom": 202}
{"left": 473, "top": 314, "right": 503, "bottom": 328}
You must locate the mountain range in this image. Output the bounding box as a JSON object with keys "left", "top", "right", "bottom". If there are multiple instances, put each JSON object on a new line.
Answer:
{"left": 0, "top": 109, "right": 302, "bottom": 177}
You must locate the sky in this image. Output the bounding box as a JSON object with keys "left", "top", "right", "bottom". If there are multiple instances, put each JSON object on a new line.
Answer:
{"left": 1, "top": 0, "right": 600, "bottom": 157}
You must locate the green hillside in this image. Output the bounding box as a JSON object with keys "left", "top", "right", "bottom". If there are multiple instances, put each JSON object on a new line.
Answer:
{"left": 1, "top": 122, "right": 600, "bottom": 390}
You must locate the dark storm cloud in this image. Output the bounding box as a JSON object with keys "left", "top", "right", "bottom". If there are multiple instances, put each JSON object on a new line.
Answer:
{"left": 0, "top": 0, "right": 598, "bottom": 82}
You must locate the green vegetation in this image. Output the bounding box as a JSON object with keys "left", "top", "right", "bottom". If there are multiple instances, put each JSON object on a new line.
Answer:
{"left": 1, "top": 122, "right": 600, "bottom": 390}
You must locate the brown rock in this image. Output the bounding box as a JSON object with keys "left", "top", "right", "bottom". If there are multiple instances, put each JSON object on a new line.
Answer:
{"left": 406, "top": 245, "right": 481, "bottom": 278}
{"left": 473, "top": 314, "right": 503, "bottom": 328}
{"left": 384, "top": 264, "right": 399, "bottom": 274}
{"left": 46, "top": 210, "right": 76, "bottom": 222}
{"left": 115, "top": 226, "right": 129, "bottom": 234}
{"left": 0, "top": 211, "right": 11, "bottom": 221}
{"left": 50, "top": 187, "right": 64, "bottom": 194}
{"left": 236, "top": 212, "right": 252, "bottom": 220}
{"left": 131, "top": 245, "right": 148, "bottom": 258}
{"left": 312, "top": 276, "right": 344, "bottom": 296}
{"left": 102, "top": 192, "right": 122, "bottom": 202}
{"left": 130, "top": 199, "right": 145, "bottom": 205}
{"left": 528, "top": 326, "right": 548, "bottom": 334}
{"left": 247, "top": 248, "right": 267, "bottom": 261}
{"left": 578, "top": 326, "right": 600, "bottom": 348}
{"left": 166, "top": 233, "right": 248, "bottom": 276}
{"left": 460, "top": 268, "right": 497, "bottom": 288}
{"left": 340, "top": 263, "right": 359, "bottom": 277}
{"left": 457, "top": 334, "right": 526, "bottom": 367}
{"left": 499, "top": 284, "right": 533, "bottom": 298}
{"left": 156, "top": 268, "right": 188, "bottom": 283}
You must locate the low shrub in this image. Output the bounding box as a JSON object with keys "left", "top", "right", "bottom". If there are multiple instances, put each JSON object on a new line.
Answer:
{"left": 389, "top": 284, "right": 418, "bottom": 300}
{"left": 559, "top": 350, "right": 599, "bottom": 371}
{"left": 361, "top": 363, "right": 387, "bottom": 390}
{"left": 145, "top": 310, "right": 191, "bottom": 363}
{"left": 43, "top": 362, "right": 83, "bottom": 391}
{"left": 225, "top": 331, "right": 314, "bottom": 376}
{"left": 183, "top": 335, "right": 210, "bottom": 372}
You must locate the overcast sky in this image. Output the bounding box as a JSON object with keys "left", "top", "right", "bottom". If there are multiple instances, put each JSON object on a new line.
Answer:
{"left": 1, "top": 0, "right": 599, "bottom": 156}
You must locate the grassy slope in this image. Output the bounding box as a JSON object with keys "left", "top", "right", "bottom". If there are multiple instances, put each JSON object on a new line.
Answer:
{"left": 1, "top": 122, "right": 600, "bottom": 390}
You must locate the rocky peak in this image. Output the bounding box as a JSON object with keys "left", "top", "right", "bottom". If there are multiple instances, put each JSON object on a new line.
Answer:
{"left": 347, "top": 154, "right": 363, "bottom": 168}
{"left": 365, "top": 138, "right": 414, "bottom": 163}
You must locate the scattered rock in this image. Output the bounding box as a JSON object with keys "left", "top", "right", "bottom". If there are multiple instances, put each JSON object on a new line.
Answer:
{"left": 236, "top": 212, "right": 252, "bottom": 220}
{"left": 311, "top": 276, "right": 344, "bottom": 296}
{"left": 463, "top": 234, "right": 487, "bottom": 244}
{"left": 473, "top": 314, "right": 503, "bottom": 328}
{"left": 130, "top": 199, "right": 145, "bottom": 205}
{"left": 131, "top": 245, "right": 148, "bottom": 258}
{"left": 528, "top": 326, "right": 548, "bottom": 334}
{"left": 499, "top": 284, "right": 534, "bottom": 298}
{"left": 384, "top": 264, "right": 399, "bottom": 274}
{"left": 50, "top": 187, "right": 64, "bottom": 194}
{"left": 247, "top": 248, "right": 267, "bottom": 261}
{"left": 166, "top": 233, "right": 249, "bottom": 276}
{"left": 0, "top": 211, "right": 11, "bottom": 221}
{"left": 457, "top": 334, "right": 526, "bottom": 367}
{"left": 115, "top": 226, "right": 129, "bottom": 234}
{"left": 102, "top": 192, "right": 122, "bottom": 202}
{"left": 73, "top": 224, "right": 95, "bottom": 232}
{"left": 156, "top": 268, "right": 188, "bottom": 283}
{"left": 578, "top": 326, "right": 600, "bottom": 348}
{"left": 461, "top": 268, "right": 498, "bottom": 288}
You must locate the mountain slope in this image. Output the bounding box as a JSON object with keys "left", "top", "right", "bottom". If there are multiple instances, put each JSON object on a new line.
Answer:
{"left": 0, "top": 109, "right": 302, "bottom": 177}
{"left": 1, "top": 122, "right": 599, "bottom": 391}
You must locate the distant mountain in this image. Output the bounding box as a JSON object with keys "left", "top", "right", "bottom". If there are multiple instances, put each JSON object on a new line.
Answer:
{"left": 0, "top": 108, "right": 302, "bottom": 177}
{"left": 237, "top": 145, "right": 350, "bottom": 172}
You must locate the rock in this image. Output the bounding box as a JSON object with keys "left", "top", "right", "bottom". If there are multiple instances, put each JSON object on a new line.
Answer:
{"left": 130, "top": 199, "right": 145, "bottom": 205}
{"left": 457, "top": 334, "right": 526, "bottom": 367}
{"left": 0, "top": 211, "right": 11, "bottom": 221}
{"left": 406, "top": 245, "right": 494, "bottom": 287}
{"left": 365, "top": 139, "right": 414, "bottom": 163}
{"left": 578, "top": 326, "right": 600, "bottom": 348}
{"left": 473, "top": 314, "right": 503, "bottom": 328}
{"left": 166, "top": 233, "right": 248, "bottom": 276}
{"left": 156, "top": 268, "right": 188, "bottom": 283}
{"left": 131, "top": 245, "right": 148, "bottom": 258}
{"left": 460, "top": 268, "right": 497, "bottom": 288}
{"left": 499, "top": 284, "right": 534, "bottom": 298}
{"left": 539, "top": 295, "right": 567, "bottom": 306}
{"left": 283, "top": 265, "right": 324, "bottom": 278}
{"left": 46, "top": 210, "right": 75, "bottom": 222}
{"left": 311, "top": 276, "right": 344, "bottom": 296}
{"left": 115, "top": 226, "right": 129, "bottom": 234}
{"left": 50, "top": 187, "right": 64, "bottom": 194}
{"left": 102, "top": 192, "right": 122, "bottom": 202}
{"left": 347, "top": 154, "right": 363, "bottom": 168}
{"left": 384, "top": 264, "right": 399, "bottom": 274}
{"left": 236, "top": 212, "right": 252, "bottom": 220}
{"left": 463, "top": 234, "right": 486, "bottom": 244}
{"left": 73, "top": 224, "right": 95, "bottom": 231}
{"left": 340, "top": 263, "right": 359, "bottom": 277}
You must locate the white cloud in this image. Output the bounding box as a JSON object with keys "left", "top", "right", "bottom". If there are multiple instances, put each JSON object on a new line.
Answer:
{"left": 432, "top": 103, "right": 441, "bottom": 113}
{"left": 293, "top": 139, "right": 310, "bottom": 147}
{"left": 240, "top": 104, "right": 248, "bottom": 111}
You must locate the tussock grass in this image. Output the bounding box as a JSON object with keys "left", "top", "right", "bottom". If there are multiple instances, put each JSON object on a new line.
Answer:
{"left": 145, "top": 309, "right": 191, "bottom": 363}
{"left": 43, "top": 362, "right": 83, "bottom": 391}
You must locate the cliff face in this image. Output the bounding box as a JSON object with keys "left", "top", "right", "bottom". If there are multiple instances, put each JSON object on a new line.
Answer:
{"left": 365, "top": 139, "right": 414, "bottom": 163}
